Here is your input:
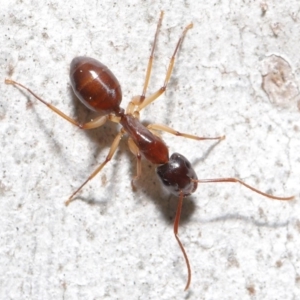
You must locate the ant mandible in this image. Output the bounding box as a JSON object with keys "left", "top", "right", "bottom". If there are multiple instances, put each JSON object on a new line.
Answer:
{"left": 5, "top": 11, "right": 294, "bottom": 291}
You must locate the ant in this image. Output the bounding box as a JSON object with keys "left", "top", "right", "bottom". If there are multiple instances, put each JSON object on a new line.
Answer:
{"left": 5, "top": 11, "right": 294, "bottom": 291}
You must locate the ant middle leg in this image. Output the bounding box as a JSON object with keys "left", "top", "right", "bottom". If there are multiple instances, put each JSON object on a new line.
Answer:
{"left": 147, "top": 123, "right": 225, "bottom": 141}
{"left": 65, "top": 129, "right": 125, "bottom": 206}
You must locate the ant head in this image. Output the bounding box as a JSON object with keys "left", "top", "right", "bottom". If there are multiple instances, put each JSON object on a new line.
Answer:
{"left": 156, "top": 153, "right": 198, "bottom": 197}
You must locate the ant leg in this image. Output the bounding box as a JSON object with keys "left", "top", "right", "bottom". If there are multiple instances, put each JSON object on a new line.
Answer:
{"left": 140, "top": 11, "right": 164, "bottom": 103}
{"left": 65, "top": 129, "right": 125, "bottom": 206}
{"left": 148, "top": 123, "right": 225, "bottom": 141}
{"left": 83, "top": 114, "right": 121, "bottom": 129}
{"left": 137, "top": 23, "right": 193, "bottom": 112}
{"left": 5, "top": 79, "right": 118, "bottom": 129}
{"left": 174, "top": 191, "right": 192, "bottom": 291}
{"left": 192, "top": 178, "right": 294, "bottom": 201}
{"left": 126, "top": 12, "right": 164, "bottom": 115}
{"left": 128, "top": 138, "right": 142, "bottom": 190}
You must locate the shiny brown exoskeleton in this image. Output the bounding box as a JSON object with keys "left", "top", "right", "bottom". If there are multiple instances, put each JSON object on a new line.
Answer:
{"left": 70, "top": 57, "right": 122, "bottom": 114}
{"left": 157, "top": 153, "right": 198, "bottom": 197}
{"left": 5, "top": 11, "right": 294, "bottom": 291}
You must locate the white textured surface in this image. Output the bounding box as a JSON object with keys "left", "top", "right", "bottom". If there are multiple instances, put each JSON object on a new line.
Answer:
{"left": 1, "top": 1, "right": 300, "bottom": 299}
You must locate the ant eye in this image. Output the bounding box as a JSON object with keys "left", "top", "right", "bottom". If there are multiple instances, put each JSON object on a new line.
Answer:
{"left": 162, "top": 178, "right": 171, "bottom": 186}
{"left": 184, "top": 159, "right": 191, "bottom": 169}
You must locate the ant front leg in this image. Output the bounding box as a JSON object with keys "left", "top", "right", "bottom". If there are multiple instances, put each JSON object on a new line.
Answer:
{"left": 4, "top": 79, "right": 117, "bottom": 130}
{"left": 148, "top": 123, "right": 225, "bottom": 142}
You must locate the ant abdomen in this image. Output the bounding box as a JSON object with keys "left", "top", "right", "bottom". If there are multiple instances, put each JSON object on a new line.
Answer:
{"left": 70, "top": 56, "right": 122, "bottom": 114}
{"left": 157, "top": 153, "right": 198, "bottom": 197}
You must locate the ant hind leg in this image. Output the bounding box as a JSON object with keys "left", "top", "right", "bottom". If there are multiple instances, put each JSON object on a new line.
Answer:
{"left": 137, "top": 22, "right": 193, "bottom": 112}
{"left": 5, "top": 79, "right": 117, "bottom": 130}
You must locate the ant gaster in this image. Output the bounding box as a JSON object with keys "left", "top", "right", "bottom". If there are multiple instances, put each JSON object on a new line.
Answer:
{"left": 5, "top": 11, "right": 294, "bottom": 291}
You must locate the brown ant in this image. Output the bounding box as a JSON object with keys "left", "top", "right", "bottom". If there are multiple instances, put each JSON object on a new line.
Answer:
{"left": 5, "top": 11, "right": 294, "bottom": 291}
